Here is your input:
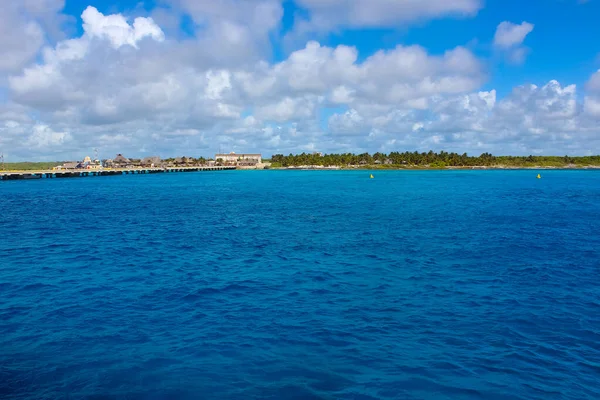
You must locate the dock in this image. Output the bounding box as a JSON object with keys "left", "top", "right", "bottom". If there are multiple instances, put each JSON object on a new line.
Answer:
{"left": 0, "top": 166, "right": 236, "bottom": 181}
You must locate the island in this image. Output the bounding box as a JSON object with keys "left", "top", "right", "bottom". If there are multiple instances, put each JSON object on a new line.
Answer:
{"left": 2, "top": 150, "right": 600, "bottom": 181}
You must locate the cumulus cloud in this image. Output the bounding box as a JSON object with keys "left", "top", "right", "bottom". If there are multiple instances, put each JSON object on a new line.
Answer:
{"left": 0, "top": 0, "right": 66, "bottom": 73}
{"left": 0, "top": 2, "right": 599, "bottom": 160}
{"left": 167, "top": 0, "right": 283, "bottom": 67}
{"left": 493, "top": 21, "right": 535, "bottom": 64}
{"left": 586, "top": 69, "right": 600, "bottom": 93}
{"left": 584, "top": 69, "right": 600, "bottom": 117}
{"left": 26, "top": 124, "right": 72, "bottom": 148}
{"left": 327, "top": 79, "right": 600, "bottom": 155}
{"left": 81, "top": 6, "right": 165, "bottom": 49}
{"left": 233, "top": 41, "right": 484, "bottom": 111}
{"left": 8, "top": 7, "right": 166, "bottom": 112}
{"left": 584, "top": 96, "right": 600, "bottom": 118}
{"left": 329, "top": 109, "right": 371, "bottom": 136}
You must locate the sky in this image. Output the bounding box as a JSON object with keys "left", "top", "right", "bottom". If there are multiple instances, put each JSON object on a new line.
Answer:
{"left": 1, "top": 0, "right": 600, "bottom": 161}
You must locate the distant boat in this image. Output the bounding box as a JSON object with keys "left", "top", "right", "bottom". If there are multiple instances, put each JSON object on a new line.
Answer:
{"left": 537, "top": 174, "right": 541, "bottom": 179}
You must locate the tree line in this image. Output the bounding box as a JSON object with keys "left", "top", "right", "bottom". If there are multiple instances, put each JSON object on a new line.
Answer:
{"left": 269, "top": 151, "right": 600, "bottom": 168}
{"left": 161, "top": 157, "right": 208, "bottom": 164}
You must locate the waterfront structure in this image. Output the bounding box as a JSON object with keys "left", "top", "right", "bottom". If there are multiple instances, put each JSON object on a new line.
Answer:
{"left": 215, "top": 152, "right": 262, "bottom": 164}
{"left": 53, "top": 162, "right": 79, "bottom": 170}
{"left": 113, "top": 154, "right": 131, "bottom": 168}
{"left": 237, "top": 159, "right": 259, "bottom": 167}
{"left": 53, "top": 156, "right": 102, "bottom": 170}
{"left": 173, "top": 156, "right": 193, "bottom": 166}
{"left": 141, "top": 156, "right": 161, "bottom": 167}
{"left": 83, "top": 156, "right": 102, "bottom": 169}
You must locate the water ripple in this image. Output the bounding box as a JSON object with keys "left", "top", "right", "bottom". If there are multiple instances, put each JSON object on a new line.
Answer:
{"left": 1, "top": 170, "right": 600, "bottom": 399}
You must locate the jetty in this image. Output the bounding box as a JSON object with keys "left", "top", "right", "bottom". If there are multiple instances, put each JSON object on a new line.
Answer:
{"left": 0, "top": 166, "right": 236, "bottom": 181}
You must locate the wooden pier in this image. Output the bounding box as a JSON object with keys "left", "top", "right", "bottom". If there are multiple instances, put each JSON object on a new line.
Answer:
{"left": 0, "top": 166, "right": 236, "bottom": 181}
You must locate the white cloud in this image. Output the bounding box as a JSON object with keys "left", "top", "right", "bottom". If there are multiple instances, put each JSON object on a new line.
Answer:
{"left": 256, "top": 96, "right": 321, "bottom": 122}
{"left": 26, "top": 124, "right": 72, "bottom": 148}
{"left": 1, "top": 33, "right": 479, "bottom": 152}
{"left": 494, "top": 21, "right": 534, "bottom": 48}
{"left": 325, "top": 79, "right": 600, "bottom": 155}
{"left": 493, "top": 80, "right": 577, "bottom": 124}
{"left": 8, "top": 7, "right": 166, "bottom": 112}
{"left": 293, "top": 0, "right": 481, "bottom": 30}
{"left": 493, "top": 21, "right": 534, "bottom": 65}
{"left": 235, "top": 41, "right": 484, "bottom": 106}
{"left": 81, "top": 6, "right": 164, "bottom": 49}
{"left": 168, "top": 0, "right": 283, "bottom": 67}
{"left": 583, "top": 96, "right": 600, "bottom": 117}
{"left": 329, "top": 109, "right": 368, "bottom": 135}
{"left": 205, "top": 70, "right": 232, "bottom": 100}
{"left": 330, "top": 86, "right": 355, "bottom": 104}
{"left": 0, "top": 1, "right": 67, "bottom": 73}
{"left": 586, "top": 69, "right": 600, "bottom": 93}
{"left": 0, "top": 2, "right": 600, "bottom": 160}
{"left": 583, "top": 71, "right": 600, "bottom": 118}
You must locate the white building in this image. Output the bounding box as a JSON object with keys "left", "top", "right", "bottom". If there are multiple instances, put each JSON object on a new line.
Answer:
{"left": 215, "top": 152, "right": 262, "bottom": 164}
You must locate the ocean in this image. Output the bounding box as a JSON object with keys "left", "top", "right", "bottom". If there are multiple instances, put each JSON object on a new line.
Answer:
{"left": 1, "top": 170, "right": 599, "bottom": 399}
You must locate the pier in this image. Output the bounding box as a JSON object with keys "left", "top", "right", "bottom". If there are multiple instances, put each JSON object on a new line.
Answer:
{"left": 0, "top": 166, "right": 236, "bottom": 181}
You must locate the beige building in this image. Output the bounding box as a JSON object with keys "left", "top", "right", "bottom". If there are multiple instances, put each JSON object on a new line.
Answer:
{"left": 215, "top": 152, "right": 262, "bottom": 164}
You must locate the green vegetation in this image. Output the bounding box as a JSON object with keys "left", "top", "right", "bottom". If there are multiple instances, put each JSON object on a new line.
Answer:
{"left": 2, "top": 162, "right": 63, "bottom": 171}
{"left": 271, "top": 152, "right": 600, "bottom": 168}
{"left": 163, "top": 157, "right": 208, "bottom": 164}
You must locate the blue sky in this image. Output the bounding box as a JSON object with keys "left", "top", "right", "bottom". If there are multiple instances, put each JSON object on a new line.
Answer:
{"left": 1, "top": 0, "right": 600, "bottom": 160}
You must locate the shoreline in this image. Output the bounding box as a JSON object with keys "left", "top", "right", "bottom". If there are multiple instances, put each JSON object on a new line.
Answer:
{"left": 2, "top": 165, "right": 600, "bottom": 176}
{"left": 268, "top": 165, "right": 600, "bottom": 171}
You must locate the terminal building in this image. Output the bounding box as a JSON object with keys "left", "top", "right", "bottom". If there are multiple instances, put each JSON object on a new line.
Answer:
{"left": 215, "top": 152, "right": 262, "bottom": 166}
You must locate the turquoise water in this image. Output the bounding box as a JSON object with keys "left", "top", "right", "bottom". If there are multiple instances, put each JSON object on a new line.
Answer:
{"left": 1, "top": 170, "right": 599, "bottom": 399}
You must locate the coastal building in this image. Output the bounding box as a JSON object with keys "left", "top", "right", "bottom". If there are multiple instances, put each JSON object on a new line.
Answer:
{"left": 53, "top": 162, "right": 79, "bottom": 170}
{"left": 113, "top": 154, "right": 131, "bottom": 168}
{"left": 174, "top": 156, "right": 193, "bottom": 166}
{"left": 141, "top": 156, "right": 161, "bottom": 167}
{"left": 82, "top": 156, "right": 102, "bottom": 170}
{"left": 53, "top": 156, "right": 102, "bottom": 170}
{"left": 237, "top": 159, "right": 259, "bottom": 167}
{"left": 215, "top": 152, "right": 262, "bottom": 164}
{"left": 86, "top": 163, "right": 102, "bottom": 170}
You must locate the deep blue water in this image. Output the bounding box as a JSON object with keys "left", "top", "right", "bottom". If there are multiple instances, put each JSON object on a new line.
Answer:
{"left": 1, "top": 170, "right": 599, "bottom": 400}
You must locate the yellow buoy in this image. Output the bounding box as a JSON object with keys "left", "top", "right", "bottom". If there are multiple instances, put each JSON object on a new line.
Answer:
{"left": 537, "top": 174, "right": 541, "bottom": 179}
{"left": 370, "top": 174, "right": 374, "bottom": 179}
